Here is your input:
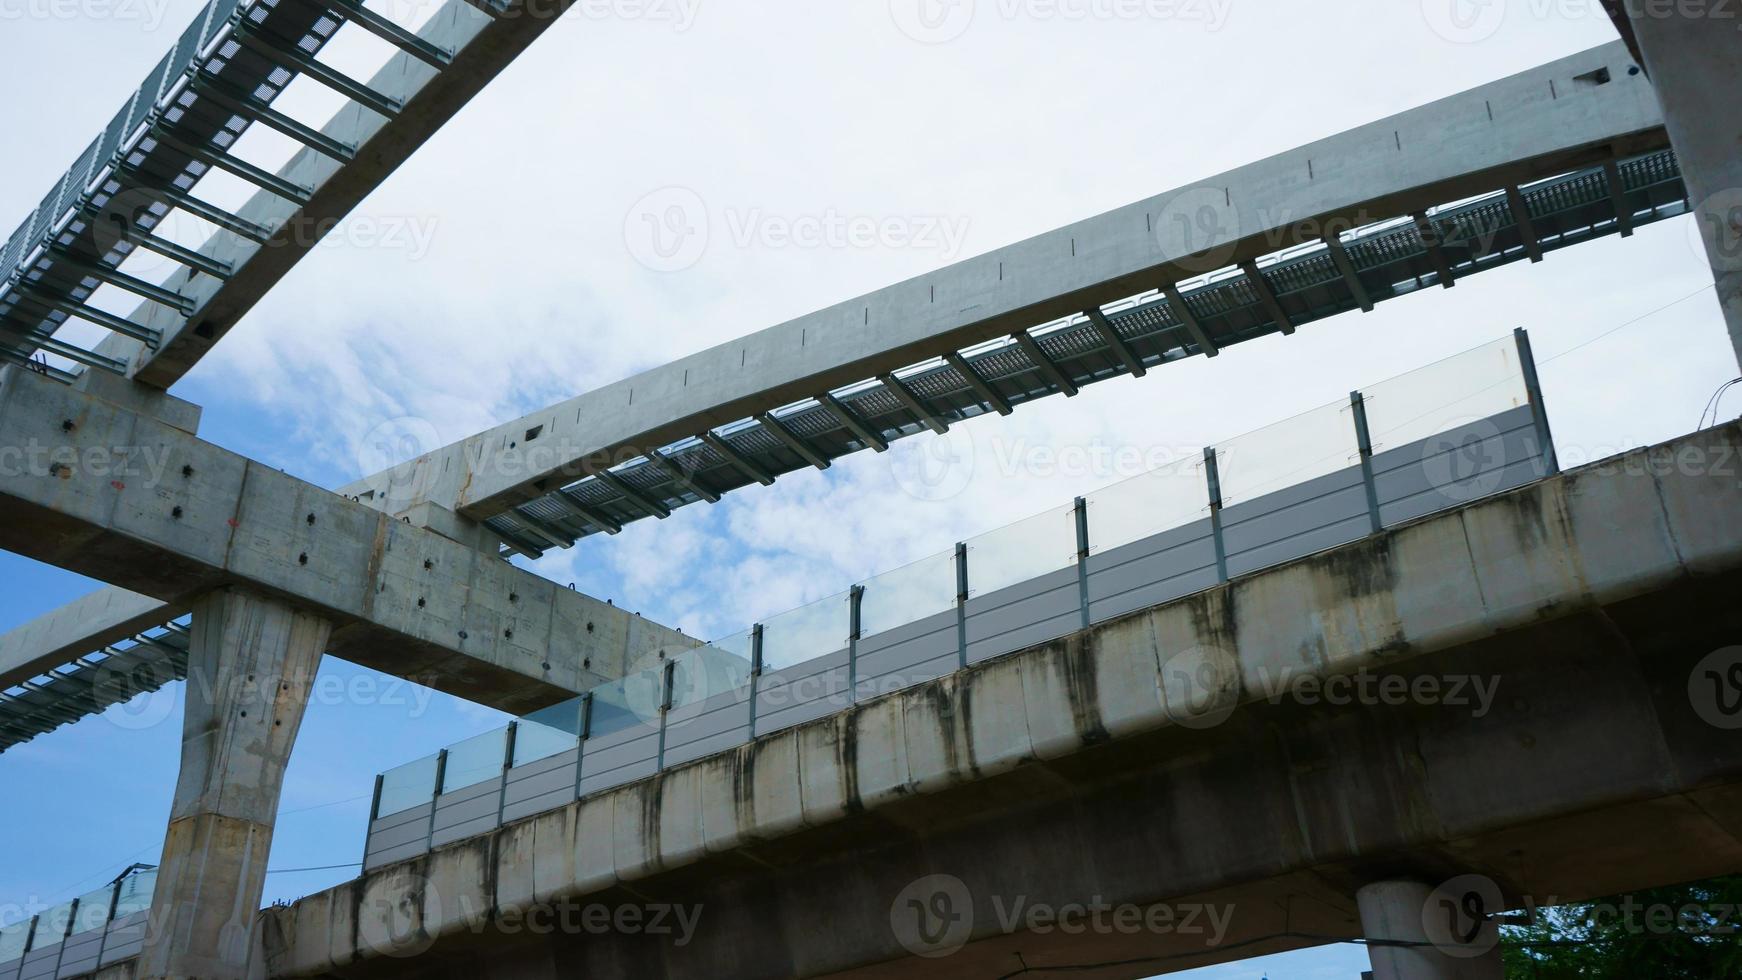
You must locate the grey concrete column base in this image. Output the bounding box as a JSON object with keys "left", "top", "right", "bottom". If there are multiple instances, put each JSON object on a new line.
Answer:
{"left": 1357, "top": 881, "right": 1504, "bottom": 980}
{"left": 139, "top": 589, "right": 331, "bottom": 980}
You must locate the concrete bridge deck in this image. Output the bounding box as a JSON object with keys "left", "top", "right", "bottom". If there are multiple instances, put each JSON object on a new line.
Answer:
{"left": 247, "top": 419, "right": 1742, "bottom": 979}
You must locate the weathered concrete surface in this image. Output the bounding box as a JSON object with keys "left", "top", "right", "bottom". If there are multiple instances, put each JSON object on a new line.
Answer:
{"left": 1618, "top": 8, "right": 1742, "bottom": 371}
{"left": 0, "top": 587, "right": 176, "bottom": 690}
{"left": 142, "top": 589, "right": 330, "bottom": 979}
{"left": 342, "top": 40, "right": 1668, "bottom": 521}
{"left": 0, "top": 365, "right": 697, "bottom": 715}
{"left": 260, "top": 422, "right": 1742, "bottom": 978}
{"left": 1358, "top": 881, "right": 1501, "bottom": 979}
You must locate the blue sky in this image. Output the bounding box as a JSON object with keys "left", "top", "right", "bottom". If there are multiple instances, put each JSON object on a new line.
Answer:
{"left": 1, "top": 1, "right": 1737, "bottom": 976}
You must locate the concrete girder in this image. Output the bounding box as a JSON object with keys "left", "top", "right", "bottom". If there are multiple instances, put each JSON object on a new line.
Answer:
{"left": 338, "top": 41, "right": 1666, "bottom": 523}
{"left": 0, "top": 365, "right": 696, "bottom": 715}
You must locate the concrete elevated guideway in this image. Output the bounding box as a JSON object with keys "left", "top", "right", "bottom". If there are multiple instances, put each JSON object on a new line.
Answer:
{"left": 2, "top": 39, "right": 1691, "bottom": 739}
{"left": 341, "top": 40, "right": 1674, "bottom": 552}
{"left": 256, "top": 421, "right": 1742, "bottom": 979}
{"left": 1, "top": 0, "right": 592, "bottom": 388}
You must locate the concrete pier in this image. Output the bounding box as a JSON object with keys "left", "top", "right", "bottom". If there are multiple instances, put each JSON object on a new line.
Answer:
{"left": 1620, "top": 9, "right": 1742, "bottom": 370}
{"left": 1357, "top": 881, "right": 1503, "bottom": 980}
{"left": 138, "top": 590, "right": 331, "bottom": 979}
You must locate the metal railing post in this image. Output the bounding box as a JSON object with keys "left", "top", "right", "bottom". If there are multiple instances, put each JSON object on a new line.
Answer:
{"left": 955, "top": 543, "right": 969, "bottom": 669}
{"left": 1350, "top": 390, "right": 1384, "bottom": 534}
{"left": 92, "top": 881, "right": 120, "bottom": 970}
{"left": 17, "top": 915, "right": 39, "bottom": 979}
{"left": 49, "top": 898, "right": 76, "bottom": 979}
{"left": 656, "top": 660, "right": 676, "bottom": 770}
{"left": 1074, "top": 496, "right": 1091, "bottom": 629}
{"left": 747, "top": 624, "right": 764, "bottom": 739}
{"left": 847, "top": 585, "right": 864, "bottom": 701}
{"left": 426, "top": 748, "right": 447, "bottom": 852}
{"left": 1204, "top": 447, "right": 1230, "bottom": 583}
{"left": 496, "top": 721, "right": 518, "bottom": 829}
{"left": 1514, "top": 327, "right": 1558, "bottom": 475}
{"left": 572, "top": 692, "right": 593, "bottom": 802}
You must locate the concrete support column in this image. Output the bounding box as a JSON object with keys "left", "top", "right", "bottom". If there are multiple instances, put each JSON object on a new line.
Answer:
{"left": 1621, "top": 10, "right": 1742, "bottom": 372}
{"left": 139, "top": 589, "right": 331, "bottom": 980}
{"left": 1356, "top": 881, "right": 1504, "bottom": 980}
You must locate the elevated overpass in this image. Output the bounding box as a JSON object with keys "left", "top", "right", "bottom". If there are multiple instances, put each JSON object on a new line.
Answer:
{"left": 0, "top": 39, "right": 1688, "bottom": 745}
{"left": 4, "top": 14, "right": 1741, "bottom": 978}
{"left": 0, "top": 0, "right": 586, "bottom": 388}
{"left": 250, "top": 417, "right": 1742, "bottom": 978}
{"left": 337, "top": 40, "right": 1673, "bottom": 556}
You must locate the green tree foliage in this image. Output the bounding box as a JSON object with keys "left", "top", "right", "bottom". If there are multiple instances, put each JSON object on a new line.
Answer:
{"left": 1501, "top": 876, "right": 1742, "bottom": 978}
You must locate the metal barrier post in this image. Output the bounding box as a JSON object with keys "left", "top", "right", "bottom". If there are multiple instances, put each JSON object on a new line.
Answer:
{"left": 847, "top": 585, "right": 864, "bottom": 700}
{"left": 360, "top": 773, "right": 383, "bottom": 872}
{"left": 1514, "top": 327, "right": 1558, "bottom": 475}
{"left": 747, "top": 624, "right": 765, "bottom": 739}
{"left": 92, "top": 881, "right": 120, "bottom": 969}
{"left": 1204, "top": 447, "right": 1230, "bottom": 583}
{"left": 49, "top": 898, "right": 77, "bottom": 979}
{"left": 954, "top": 543, "right": 969, "bottom": 669}
{"left": 426, "top": 748, "right": 447, "bottom": 851}
{"left": 1350, "top": 391, "right": 1384, "bottom": 534}
{"left": 17, "top": 915, "right": 39, "bottom": 980}
{"left": 656, "top": 660, "right": 675, "bottom": 770}
{"left": 496, "top": 721, "right": 518, "bottom": 828}
{"left": 572, "top": 692, "right": 593, "bottom": 801}
{"left": 1074, "top": 496, "right": 1091, "bottom": 629}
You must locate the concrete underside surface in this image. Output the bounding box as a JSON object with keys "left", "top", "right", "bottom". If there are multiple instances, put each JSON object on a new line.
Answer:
{"left": 260, "top": 423, "right": 1742, "bottom": 980}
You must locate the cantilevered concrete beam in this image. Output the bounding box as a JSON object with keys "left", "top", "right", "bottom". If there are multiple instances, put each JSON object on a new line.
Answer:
{"left": 342, "top": 41, "right": 1665, "bottom": 522}
{"left": 0, "top": 366, "right": 694, "bottom": 715}
{"left": 1084, "top": 308, "right": 1147, "bottom": 376}
{"left": 1164, "top": 283, "right": 1220, "bottom": 356}
{"left": 1414, "top": 212, "right": 1457, "bottom": 288}
{"left": 1238, "top": 261, "right": 1295, "bottom": 335}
